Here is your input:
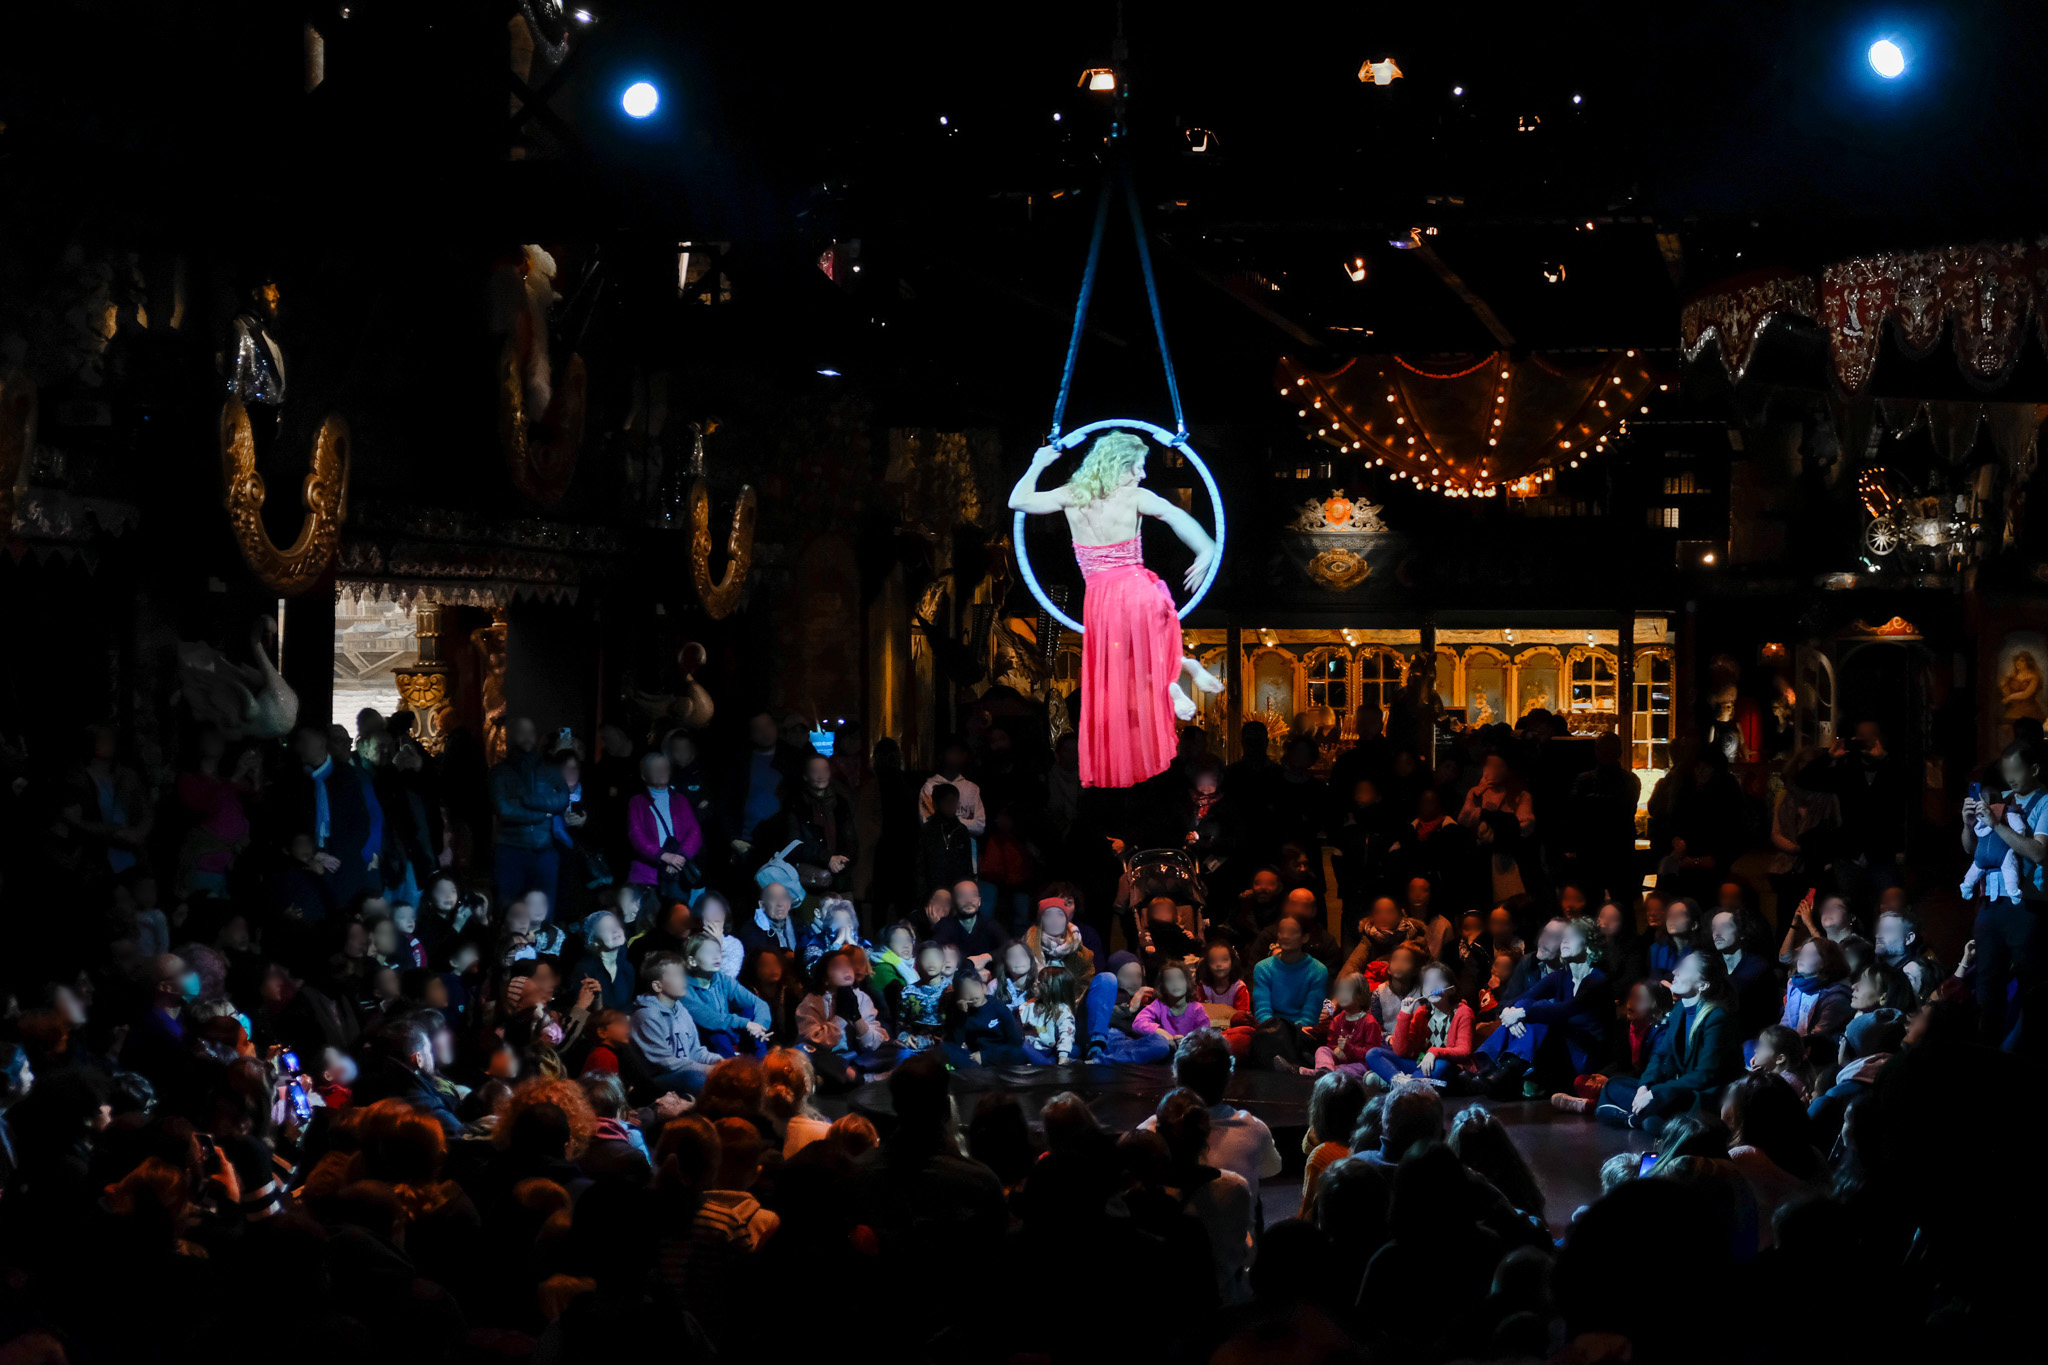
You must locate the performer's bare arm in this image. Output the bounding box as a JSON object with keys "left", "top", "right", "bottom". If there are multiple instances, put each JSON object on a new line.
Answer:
{"left": 1008, "top": 445, "right": 1072, "bottom": 514}
{"left": 1136, "top": 489, "right": 1217, "bottom": 591}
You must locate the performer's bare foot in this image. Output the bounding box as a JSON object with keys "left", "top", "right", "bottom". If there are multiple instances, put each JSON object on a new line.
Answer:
{"left": 1182, "top": 656, "right": 1225, "bottom": 695}
{"left": 1168, "top": 680, "right": 1197, "bottom": 721}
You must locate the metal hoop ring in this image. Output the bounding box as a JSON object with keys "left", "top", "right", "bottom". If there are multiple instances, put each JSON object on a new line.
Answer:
{"left": 1012, "top": 418, "right": 1225, "bottom": 635}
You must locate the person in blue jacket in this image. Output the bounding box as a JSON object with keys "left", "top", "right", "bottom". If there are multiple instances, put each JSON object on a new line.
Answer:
{"left": 1473, "top": 915, "right": 1613, "bottom": 1098}
{"left": 490, "top": 717, "right": 572, "bottom": 909}
{"left": 679, "top": 933, "right": 772, "bottom": 1056}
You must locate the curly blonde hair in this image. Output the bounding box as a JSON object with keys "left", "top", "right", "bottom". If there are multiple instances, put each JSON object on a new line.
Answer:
{"left": 492, "top": 1075, "right": 598, "bottom": 1157}
{"left": 1066, "top": 430, "right": 1148, "bottom": 505}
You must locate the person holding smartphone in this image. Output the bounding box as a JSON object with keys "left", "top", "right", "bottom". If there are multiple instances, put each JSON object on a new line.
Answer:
{"left": 1962, "top": 739, "right": 2048, "bottom": 1053}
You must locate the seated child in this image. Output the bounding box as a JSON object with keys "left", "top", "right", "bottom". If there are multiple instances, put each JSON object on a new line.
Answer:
{"left": 1310, "top": 972, "right": 1385, "bottom": 1076}
{"left": 1017, "top": 964, "right": 1079, "bottom": 1064}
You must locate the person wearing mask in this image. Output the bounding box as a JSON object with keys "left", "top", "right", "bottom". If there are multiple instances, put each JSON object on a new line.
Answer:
{"left": 1558, "top": 949, "right": 1739, "bottom": 1133}
{"left": 1711, "top": 908, "right": 1777, "bottom": 1039}
{"left": 118, "top": 953, "right": 203, "bottom": 1087}
{"left": 680, "top": 933, "right": 773, "bottom": 1057}
{"left": 630, "top": 951, "right": 723, "bottom": 1094}
{"left": 573, "top": 910, "right": 638, "bottom": 1010}
{"left": 278, "top": 724, "right": 384, "bottom": 906}
{"left": 490, "top": 716, "right": 572, "bottom": 909}
{"left": 1963, "top": 738, "right": 2048, "bottom": 1053}
{"left": 1250, "top": 915, "right": 1332, "bottom": 1071}
{"left": 627, "top": 751, "right": 705, "bottom": 903}
{"left": 933, "top": 877, "right": 1007, "bottom": 971}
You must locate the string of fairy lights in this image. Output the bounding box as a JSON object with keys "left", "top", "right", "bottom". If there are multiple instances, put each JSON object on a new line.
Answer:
{"left": 1276, "top": 351, "right": 1668, "bottom": 498}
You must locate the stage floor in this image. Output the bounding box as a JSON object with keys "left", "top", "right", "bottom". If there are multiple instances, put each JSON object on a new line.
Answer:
{"left": 830, "top": 1061, "right": 1650, "bottom": 1226}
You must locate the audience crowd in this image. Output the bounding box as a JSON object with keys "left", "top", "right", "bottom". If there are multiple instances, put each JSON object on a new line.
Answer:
{"left": 0, "top": 699, "right": 2034, "bottom": 1363}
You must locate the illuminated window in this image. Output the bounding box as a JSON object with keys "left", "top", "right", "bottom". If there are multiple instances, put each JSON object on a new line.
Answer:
{"left": 1648, "top": 506, "right": 1680, "bottom": 529}
{"left": 1662, "top": 472, "right": 1697, "bottom": 495}
{"left": 1632, "top": 649, "right": 1673, "bottom": 770}
{"left": 1569, "top": 649, "right": 1617, "bottom": 713}
{"left": 1306, "top": 650, "right": 1350, "bottom": 715}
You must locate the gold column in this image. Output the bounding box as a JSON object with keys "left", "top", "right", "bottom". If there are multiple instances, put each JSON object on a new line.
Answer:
{"left": 393, "top": 602, "right": 456, "bottom": 754}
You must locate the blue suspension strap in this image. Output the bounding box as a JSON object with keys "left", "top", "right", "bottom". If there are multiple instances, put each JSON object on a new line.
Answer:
{"left": 1050, "top": 174, "right": 1115, "bottom": 442}
{"left": 1124, "top": 176, "right": 1186, "bottom": 442}
{"left": 1048, "top": 164, "right": 1186, "bottom": 444}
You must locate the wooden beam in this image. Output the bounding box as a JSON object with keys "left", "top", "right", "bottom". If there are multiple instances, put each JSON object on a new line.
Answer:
{"left": 1404, "top": 233, "right": 1518, "bottom": 348}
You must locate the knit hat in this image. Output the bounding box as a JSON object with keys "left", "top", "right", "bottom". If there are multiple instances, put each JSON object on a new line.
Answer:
{"left": 1843, "top": 1006, "right": 1906, "bottom": 1060}
{"left": 753, "top": 840, "right": 805, "bottom": 898}
{"left": 1106, "top": 951, "right": 1140, "bottom": 974}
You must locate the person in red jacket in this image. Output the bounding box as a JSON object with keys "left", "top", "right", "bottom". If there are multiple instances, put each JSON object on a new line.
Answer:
{"left": 1363, "top": 962, "right": 1474, "bottom": 1087}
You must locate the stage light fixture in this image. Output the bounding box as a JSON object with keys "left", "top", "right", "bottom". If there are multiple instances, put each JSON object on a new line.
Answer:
{"left": 817, "top": 368, "right": 841, "bottom": 377}
{"left": 1080, "top": 68, "right": 1117, "bottom": 91}
{"left": 1452, "top": 85, "right": 1464, "bottom": 96}
{"left": 1868, "top": 39, "right": 1905, "bottom": 79}
{"left": 621, "top": 81, "right": 659, "bottom": 118}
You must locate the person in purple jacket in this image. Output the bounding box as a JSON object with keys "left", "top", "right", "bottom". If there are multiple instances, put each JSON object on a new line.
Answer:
{"left": 627, "top": 752, "right": 705, "bottom": 903}
{"left": 1133, "top": 961, "right": 1212, "bottom": 1049}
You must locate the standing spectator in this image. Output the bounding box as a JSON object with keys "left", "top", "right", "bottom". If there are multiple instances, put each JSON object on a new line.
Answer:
{"left": 174, "top": 725, "right": 258, "bottom": 897}
{"left": 67, "top": 725, "right": 153, "bottom": 879}
{"left": 915, "top": 784, "right": 977, "bottom": 904}
{"left": 627, "top": 752, "right": 705, "bottom": 903}
{"left": 756, "top": 753, "right": 857, "bottom": 897}
{"left": 1799, "top": 722, "right": 1912, "bottom": 900}
{"left": 1567, "top": 733, "right": 1641, "bottom": 902}
{"left": 1962, "top": 738, "right": 2048, "bottom": 1053}
{"left": 725, "top": 710, "right": 801, "bottom": 861}
{"left": 277, "top": 724, "right": 383, "bottom": 906}
{"left": 490, "top": 717, "right": 572, "bottom": 909}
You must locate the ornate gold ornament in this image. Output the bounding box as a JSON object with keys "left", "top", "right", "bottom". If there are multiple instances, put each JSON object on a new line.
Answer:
{"left": 220, "top": 399, "right": 350, "bottom": 596}
{"left": 1306, "top": 546, "right": 1372, "bottom": 590}
{"left": 0, "top": 370, "right": 32, "bottom": 533}
{"left": 498, "top": 337, "right": 586, "bottom": 505}
{"left": 685, "top": 422, "right": 756, "bottom": 619}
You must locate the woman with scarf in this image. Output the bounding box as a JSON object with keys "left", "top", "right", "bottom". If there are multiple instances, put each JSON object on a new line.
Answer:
{"left": 1777, "top": 935, "right": 1854, "bottom": 1048}
{"left": 756, "top": 752, "right": 858, "bottom": 896}
{"left": 1024, "top": 899, "right": 1096, "bottom": 984}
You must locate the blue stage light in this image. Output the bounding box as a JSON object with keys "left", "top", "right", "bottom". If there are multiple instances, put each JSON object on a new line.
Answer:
{"left": 1868, "top": 39, "right": 1905, "bottom": 79}
{"left": 621, "top": 81, "right": 660, "bottom": 118}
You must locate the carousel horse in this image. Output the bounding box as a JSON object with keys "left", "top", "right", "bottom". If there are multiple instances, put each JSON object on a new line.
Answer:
{"left": 177, "top": 621, "right": 298, "bottom": 740}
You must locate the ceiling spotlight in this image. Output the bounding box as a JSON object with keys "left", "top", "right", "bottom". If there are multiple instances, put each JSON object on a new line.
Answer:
{"left": 1542, "top": 263, "right": 1566, "bottom": 284}
{"left": 938, "top": 115, "right": 949, "bottom": 126}
{"left": 1344, "top": 256, "right": 1368, "bottom": 283}
{"left": 1868, "top": 39, "right": 1906, "bottom": 79}
{"left": 571, "top": 8, "right": 594, "bottom": 22}
{"left": 1080, "top": 67, "right": 1117, "bottom": 91}
{"left": 620, "top": 81, "right": 660, "bottom": 119}
{"left": 1452, "top": 85, "right": 1464, "bottom": 96}
{"left": 1571, "top": 93, "right": 1583, "bottom": 105}
{"left": 1702, "top": 552, "right": 1718, "bottom": 565}
{"left": 817, "top": 368, "right": 841, "bottom": 377}
{"left": 1359, "top": 58, "right": 1405, "bottom": 86}
{"left": 1053, "top": 112, "right": 1062, "bottom": 122}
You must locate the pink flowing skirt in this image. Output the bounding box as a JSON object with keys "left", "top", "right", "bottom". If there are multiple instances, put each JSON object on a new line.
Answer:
{"left": 1075, "top": 538, "right": 1181, "bottom": 788}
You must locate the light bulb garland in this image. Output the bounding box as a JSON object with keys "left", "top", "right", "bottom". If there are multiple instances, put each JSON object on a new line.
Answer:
{"left": 1275, "top": 351, "right": 1660, "bottom": 499}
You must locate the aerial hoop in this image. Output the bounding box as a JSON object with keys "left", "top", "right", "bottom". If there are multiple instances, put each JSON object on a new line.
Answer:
{"left": 1012, "top": 418, "right": 1225, "bottom": 635}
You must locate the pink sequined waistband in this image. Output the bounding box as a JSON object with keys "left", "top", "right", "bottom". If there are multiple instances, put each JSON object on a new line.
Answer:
{"left": 1074, "top": 537, "right": 1142, "bottom": 576}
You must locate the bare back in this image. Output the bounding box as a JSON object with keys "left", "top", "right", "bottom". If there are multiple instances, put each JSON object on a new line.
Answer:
{"left": 1060, "top": 484, "right": 1148, "bottom": 546}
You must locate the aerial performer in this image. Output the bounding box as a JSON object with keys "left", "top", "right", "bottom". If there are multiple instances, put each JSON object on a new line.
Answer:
{"left": 1009, "top": 430, "right": 1223, "bottom": 787}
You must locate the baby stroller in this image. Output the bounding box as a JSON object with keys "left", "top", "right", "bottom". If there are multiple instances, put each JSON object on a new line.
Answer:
{"left": 1117, "top": 846, "right": 1208, "bottom": 959}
